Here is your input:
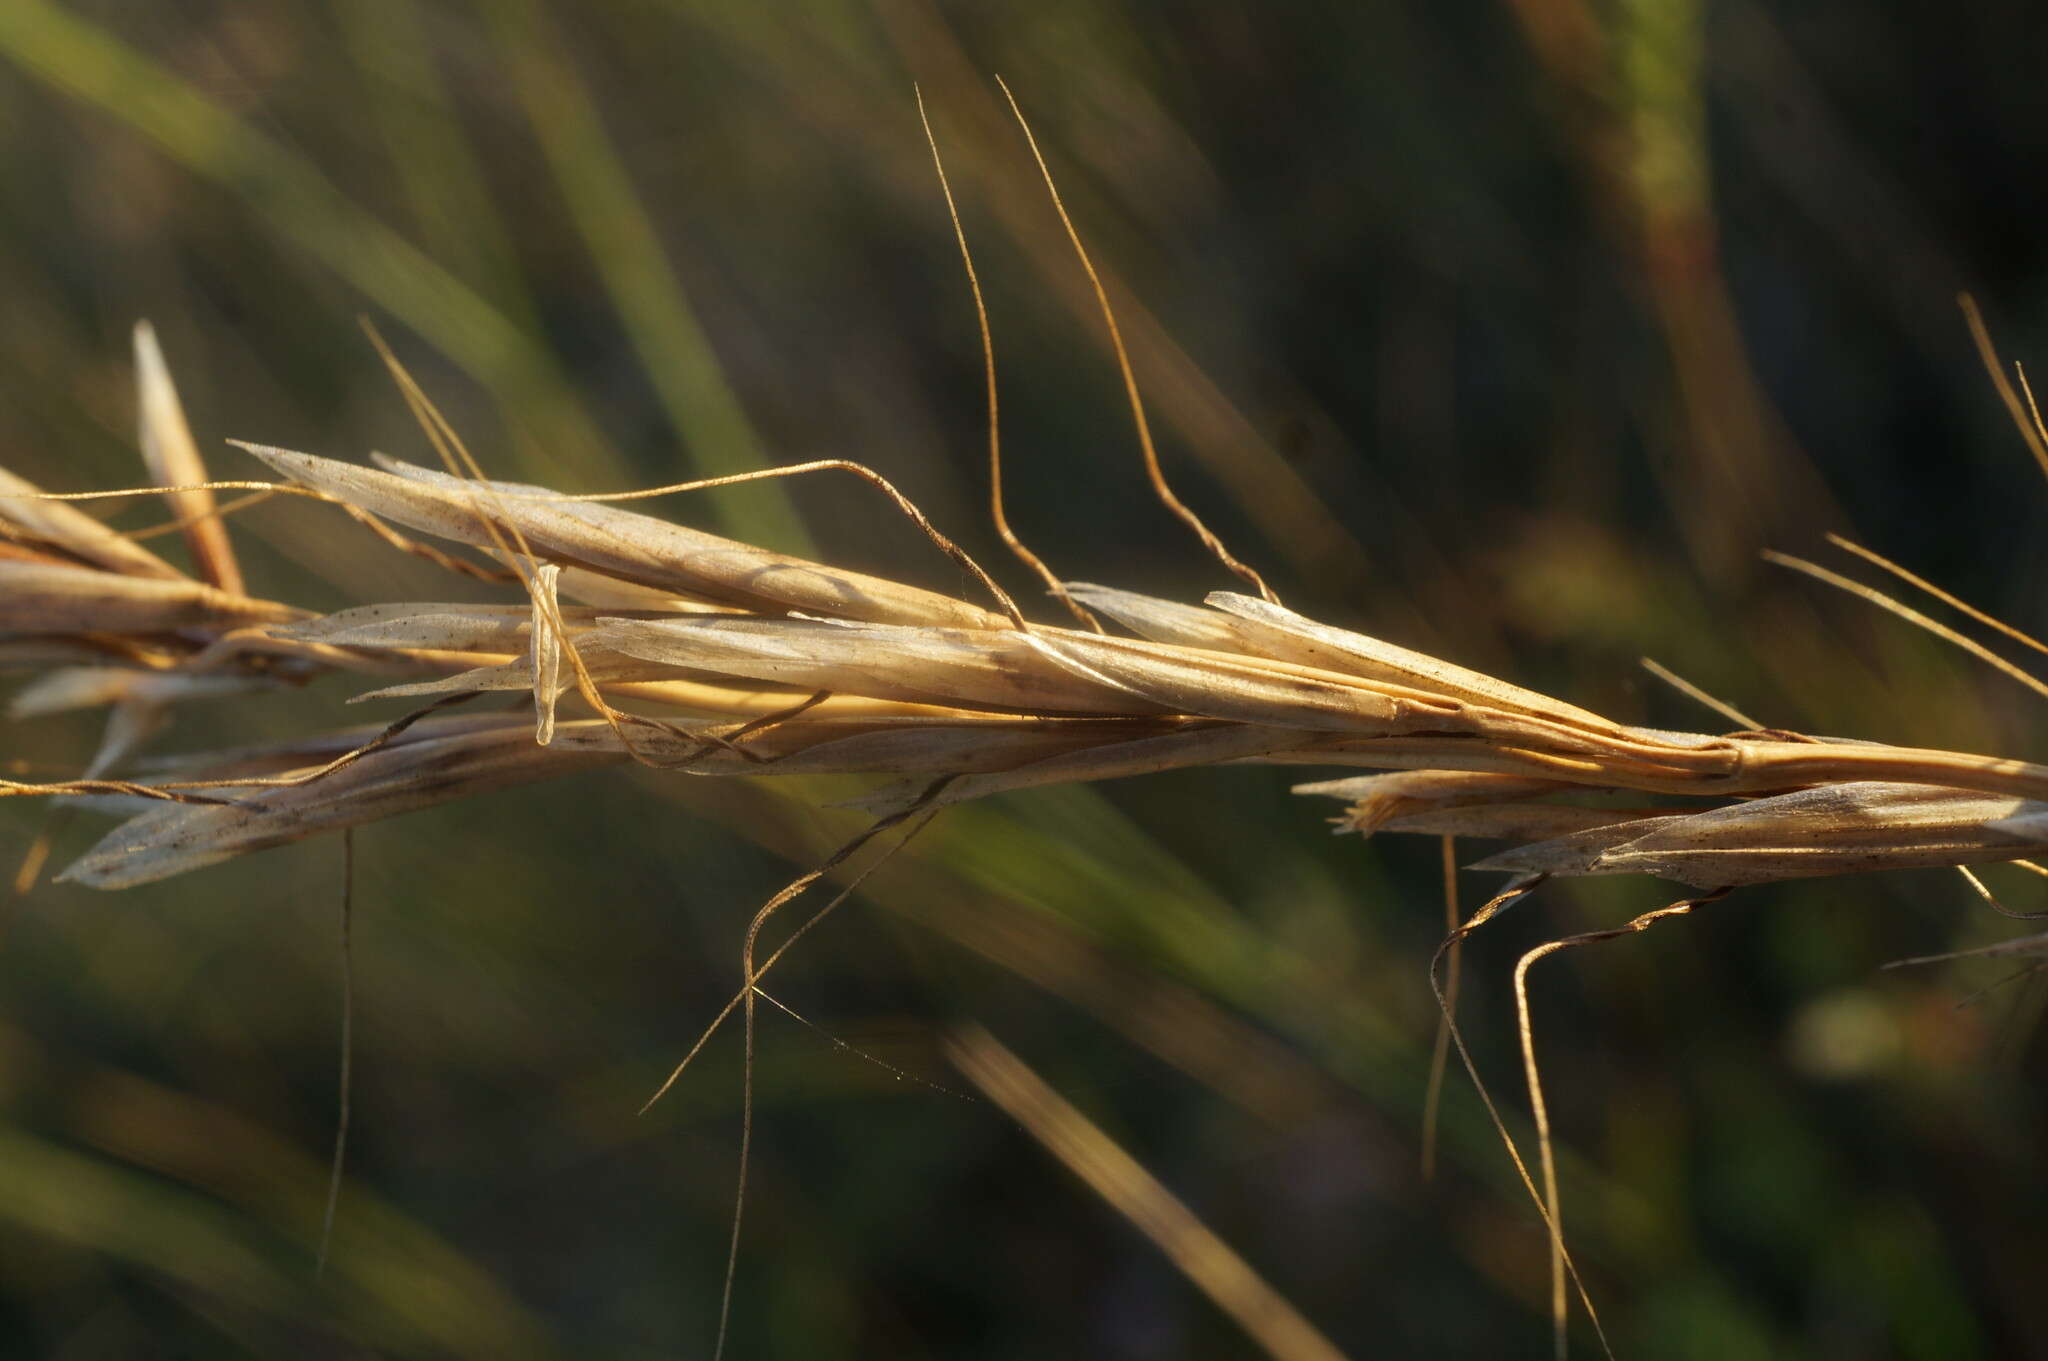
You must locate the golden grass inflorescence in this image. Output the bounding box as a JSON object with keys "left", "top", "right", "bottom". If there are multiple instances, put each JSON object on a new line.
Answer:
{"left": 13, "top": 314, "right": 2048, "bottom": 1360}
{"left": 15, "top": 425, "right": 2048, "bottom": 893}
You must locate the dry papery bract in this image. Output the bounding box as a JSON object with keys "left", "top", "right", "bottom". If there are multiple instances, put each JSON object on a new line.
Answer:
{"left": 11, "top": 335, "right": 2048, "bottom": 1359}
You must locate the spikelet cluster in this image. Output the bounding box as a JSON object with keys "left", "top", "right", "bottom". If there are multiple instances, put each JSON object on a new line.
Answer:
{"left": 11, "top": 339, "right": 2048, "bottom": 901}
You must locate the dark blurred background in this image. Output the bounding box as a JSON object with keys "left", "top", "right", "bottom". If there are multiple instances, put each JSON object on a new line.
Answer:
{"left": 4, "top": 1, "right": 2048, "bottom": 1357}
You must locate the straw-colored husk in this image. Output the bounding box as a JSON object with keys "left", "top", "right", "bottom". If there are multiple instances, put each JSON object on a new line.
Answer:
{"left": 13, "top": 438, "right": 2048, "bottom": 894}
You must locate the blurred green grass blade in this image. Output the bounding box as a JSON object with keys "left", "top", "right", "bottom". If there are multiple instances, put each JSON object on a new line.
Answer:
{"left": 0, "top": 1126, "right": 303, "bottom": 1318}
{"left": 906, "top": 795, "right": 1735, "bottom": 1284}
{"left": 673, "top": 775, "right": 1640, "bottom": 1234}
{"left": 482, "top": 0, "right": 814, "bottom": 553}
{"left": 0, "top": 0, "right": 597, "bottom": 481}
{"left": 1616, "top": 0, "right": 1708, "bottom": 220}
{"left": 943, "top": 788, "right": 1382, "bottom": 1031}
{"left": 335, "top": 0, "right": 545, "bottom": 329}
{"left": 0, "top": 1122, "right": 560, "bottom": 1359}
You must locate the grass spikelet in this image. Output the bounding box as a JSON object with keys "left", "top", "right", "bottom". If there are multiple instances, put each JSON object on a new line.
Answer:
{"left": 133, "top": 321, "right": 245, "bottom": 595}
{"left": 57, "top": 717, "right": 620, "bottom": 889}
{"left": 1473, "top": 783, "right": 2048, "bottom": 885}
{"left": 0, "top": 465, "right": 186, "bottom": 581}
{"left": 0, "top": 560, "right": 304, "bottom": 634}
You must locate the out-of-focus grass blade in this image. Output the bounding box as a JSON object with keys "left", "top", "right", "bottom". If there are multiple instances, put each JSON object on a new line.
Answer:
{"left": 335, "top": 0, "right": 542, "bottom": 325}
{"left": 0, "top": 0, "right": 600, "bottom": 482}
{"left": 946, "top": 1024, "right": 1350, "bottom": 1361}
{"left": 0, "top": 1071, "right": 560, "bottom": 1359}
{"left": 481, "top": 0, "right": 813, "bottom": 553}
